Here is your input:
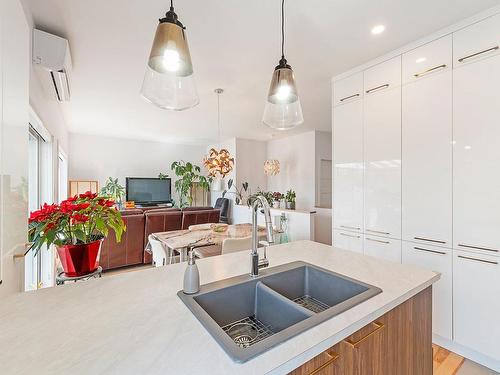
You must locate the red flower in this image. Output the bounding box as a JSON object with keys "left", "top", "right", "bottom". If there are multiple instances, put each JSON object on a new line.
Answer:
{"left": 29, "top": 203, "right": 59, "bottom": 223}
{"left": 72, "top": 214, "right": 89, "bottom": 223}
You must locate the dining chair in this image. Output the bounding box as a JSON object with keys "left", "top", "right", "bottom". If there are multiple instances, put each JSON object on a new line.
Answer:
{"left": 148, "top": 235, "right": 175, "bottom": 267}
{"left": 221, "top": 236, "right": 253, "bottom": 255}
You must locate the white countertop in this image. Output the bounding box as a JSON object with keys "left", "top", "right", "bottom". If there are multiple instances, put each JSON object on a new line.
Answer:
{"left": 0, "top": 241, "right": 439, "bottom": 375}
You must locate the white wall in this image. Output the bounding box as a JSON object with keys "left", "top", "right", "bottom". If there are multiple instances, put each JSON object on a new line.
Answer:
{"left": 235, "top": 138, "right": 267, "bottom": 194}
{"left": 69, "top": 133, "right": 207, "bottom": 204}
{"left": 267, "top": 131, "right": 316, "bottom": 210}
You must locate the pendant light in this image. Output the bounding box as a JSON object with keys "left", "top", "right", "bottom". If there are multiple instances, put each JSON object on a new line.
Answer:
{"left": 262, "top": 0, "right": 303, "bottom": 129}
{"left": 141, "top": 0, "right": 199, "bottom": 111}
{"left": 203, "top": 89, "right": 235, "bottom": 178}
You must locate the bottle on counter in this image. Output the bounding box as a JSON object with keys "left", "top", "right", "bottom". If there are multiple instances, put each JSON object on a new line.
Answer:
{"left": 183, "top": 250, "right": 200, "bottom": 294}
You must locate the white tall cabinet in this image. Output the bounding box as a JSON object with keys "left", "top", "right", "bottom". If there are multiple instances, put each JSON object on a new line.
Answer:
{"left": 363, "top": 57, "right": 401, "bottom": 240}
{"left": 333, "top": 9, "right": 500, "bottom": 371}
{"left": 0, "top": 0, "right": 29, "bottom": 296}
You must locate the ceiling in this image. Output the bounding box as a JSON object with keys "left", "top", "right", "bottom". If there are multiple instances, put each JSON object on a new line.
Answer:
{"left": 22, "top": 0, "right": 500, "bottom": 145}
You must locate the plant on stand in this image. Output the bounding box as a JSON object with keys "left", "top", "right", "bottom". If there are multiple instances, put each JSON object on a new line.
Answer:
{"left": 170, "top": 161, "right": 213, "bottom": 209}
{"left": 100, "top": 177, "right": 125, "bottom": 209}
{"left": 222, "top": 179, "right": 249, "bottom": 205}
{"left": 285, "top": 189, "right": 296, "bottom": 210}
{"left": 28, "top": 192, "right": 126, "bottom": 277}
{"left": 272, "top": 192, "right": 283, "bottom": 208}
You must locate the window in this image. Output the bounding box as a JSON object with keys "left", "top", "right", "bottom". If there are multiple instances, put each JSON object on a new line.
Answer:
{"left": 26, "top": 109, "right": 55, "bottom": 291}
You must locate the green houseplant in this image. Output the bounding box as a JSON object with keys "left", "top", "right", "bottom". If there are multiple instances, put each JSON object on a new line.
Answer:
{"left": 222, "top": 179, "right": 249, "bottom": 205}
{"left": 169, "top": 161, "right": 212, "bottom": 209}
{"left": 28, "top": 192, "right": 126, "bottom": 276}
{"left": 247, "top": 190, "right": 274, "bottom": 207}
{"left": 285, "top": 189, "right": 296, "bottom": 210}
{"left": 100, "top": 177, "right": 125, "bottom": 208}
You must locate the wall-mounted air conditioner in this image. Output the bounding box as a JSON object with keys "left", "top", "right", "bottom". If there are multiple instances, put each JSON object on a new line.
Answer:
{"left": 32, "top": 29, "right": 72, "bottom": 102}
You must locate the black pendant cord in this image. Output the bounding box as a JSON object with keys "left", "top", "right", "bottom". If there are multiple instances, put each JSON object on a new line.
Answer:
{"left": 170, "top": 0, "right": 174, "bottom": 11}
{"left": 281, "top": 0, "right": 285, "bottom": 59}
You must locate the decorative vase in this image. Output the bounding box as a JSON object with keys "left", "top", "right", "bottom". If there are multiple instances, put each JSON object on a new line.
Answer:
{"left": 56, "top": 239, "right": 103, "bottom": 277}
{"left": 285, "top": 201, "right": 296, "bottom": 210}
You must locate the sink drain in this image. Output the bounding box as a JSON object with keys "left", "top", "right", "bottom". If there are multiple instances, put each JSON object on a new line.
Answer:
{"left": 222, "top": 316, "right": 275, "bottom": 348}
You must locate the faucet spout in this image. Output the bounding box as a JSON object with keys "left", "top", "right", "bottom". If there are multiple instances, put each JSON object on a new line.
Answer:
{"left": 250, "top": 195, "right": 274, "bottom": 277}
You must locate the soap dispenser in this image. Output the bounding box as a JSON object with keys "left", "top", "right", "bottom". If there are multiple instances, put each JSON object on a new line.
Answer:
{"left": 183, "top": 250, "right": 200, "bottom": 294}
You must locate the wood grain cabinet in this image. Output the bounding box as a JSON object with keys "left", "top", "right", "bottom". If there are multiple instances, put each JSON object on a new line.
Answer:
{"left": 290, "top": 288, "right": 432, "bottom": 375}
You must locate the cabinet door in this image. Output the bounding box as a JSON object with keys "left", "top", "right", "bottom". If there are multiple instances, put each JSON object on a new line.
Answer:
{"left": 402, "top": 65, "right": 452, "bottom": 246}
{"left": 453, "top": 250, "right": 500, "bottom": 360}
{"left": 333, "top": 230, "right": 363, "bottom": 254}
{"left": 402, "top": 35, "right": 452, "bottom": 84}
{"left": 364, "top": 236, "right": 401, "bottom": 263}
{"left": 333, "top": 98, "right": 363, "bottom": 233}
{"left": 333, "top": 72, "right": 363, "bottom": 107}
{"left": 364, "top": 56, "right": 401, "bottom": 94}
{"left": 364, "top": 84, "right": 401, "bottom": 239}
{"left": 289, "top": 343, "right": 343, "bottom": 375}
{"left": 402, "top": 242, "right": 452, "bottom": 340}
{"left": 453, "top": 53, "right": 500, "bottom": 255}
{"left": 453, "top": 13, "right": 500, "bottom": 67}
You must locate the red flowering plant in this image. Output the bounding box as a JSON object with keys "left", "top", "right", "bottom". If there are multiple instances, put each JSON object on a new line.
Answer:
{"left": 28, "top": 191, "right": 126, "bottom": 254}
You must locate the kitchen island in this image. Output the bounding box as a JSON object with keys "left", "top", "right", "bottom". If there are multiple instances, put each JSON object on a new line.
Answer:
{"left": 0, "top": 241, "right": 439, "bottom": 374}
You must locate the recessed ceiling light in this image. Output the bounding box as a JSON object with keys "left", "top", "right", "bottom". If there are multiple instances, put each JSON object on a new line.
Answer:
{"left": 416, "top": 57, "right": 427, "bottom": 63}
{"left": 371, "top": 24, "right": 385, "bottom": 35}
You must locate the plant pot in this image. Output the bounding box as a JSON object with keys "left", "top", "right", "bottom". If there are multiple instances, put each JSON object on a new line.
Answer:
{"left": 273, "top": 201, "right": 281, "bottom": 209}
{"left": 56, "top": 239, "right": 103, "bottom": 277}
{"left": 285, "top": 201, "right": 296, "bottom": 210}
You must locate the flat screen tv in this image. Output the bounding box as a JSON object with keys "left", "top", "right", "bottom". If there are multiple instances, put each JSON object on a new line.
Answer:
{"left": 126, "top": 177, "right": 171, "bottom": 205}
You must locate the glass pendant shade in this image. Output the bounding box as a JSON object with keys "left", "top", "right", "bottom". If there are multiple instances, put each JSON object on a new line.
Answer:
{"left": 141, "top": 10, "right": 199, "bottom": 110}
{"left": 263, "top": 64, "right": 304, "bottom": 129}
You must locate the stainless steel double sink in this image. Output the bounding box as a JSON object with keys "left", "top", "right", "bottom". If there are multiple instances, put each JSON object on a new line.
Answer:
{"left": 177, "top": 261, "right": 382, "bottom": 363}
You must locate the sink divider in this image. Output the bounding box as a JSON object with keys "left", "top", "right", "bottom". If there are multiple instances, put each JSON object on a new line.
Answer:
{"left": 255, "top": 281, "right": 315, "bottom": 331}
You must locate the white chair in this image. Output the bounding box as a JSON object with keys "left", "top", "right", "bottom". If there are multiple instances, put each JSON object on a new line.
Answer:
{"left": 148, "top": 235, "right": 174, "bottom": 267}
{"left": 221, "top": 236, "right": 253, "bottom": 255}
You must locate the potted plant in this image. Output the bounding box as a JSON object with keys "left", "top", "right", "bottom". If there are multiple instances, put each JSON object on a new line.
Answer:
{"left": 285, "top": 189, "right": 296, "bottom": 210}
{"left": 100, "top": 177, "right": 125, "bottom": 209}
{"left": 247, "top": 190, "right": 274, "bottom": 207}
{"left": 272, "top": 192, "right": 283, "bottom": 208}
{"left": 169, "top": 161, "right": 212, "bottom": 209}
{"left": 28, "top": 191, "right": 126, "bottom": 277}
{"left": 222, "top": 179, "right": 249, "bottom": 205}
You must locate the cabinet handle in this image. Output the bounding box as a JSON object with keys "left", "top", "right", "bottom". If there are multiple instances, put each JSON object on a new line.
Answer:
{"left": 344, "top": 322, "right": 385, "bottom": 348}
{"left": 413, "top": 64, "right": 447, "bottom": 78}
{"left": 340, "top": 232, "right": 360, "bottom": 239}
{"left": 365, "top": 84, "right": 389, "bottom": 94}
{"left": 339, "top": 93, "right": 360, "bottom": 102}
{"left": 414, "top": 247, "right": 446, "bottom": 256}
{"left": 340, "top": 225, "right": 361, "bottom": 231}
{"left": 366, "top": 229, "right": 390, "bottom": 235}
{"left": 458, "top": 46, "right": 499, "bottom": 63}
{"left": 366, "top": 237, "right": 390, "bottom": 244}
{"left": 307, "top": 351, "right": 340, "bottom": 375}
{"left": 458, "top": 244, "right": 499, "bottom": 253}
{"left": 414, "top": 237, "right": 446, "bottom": 244}
{"left": 458, "top": 255, "right": 498, "bottom": 265}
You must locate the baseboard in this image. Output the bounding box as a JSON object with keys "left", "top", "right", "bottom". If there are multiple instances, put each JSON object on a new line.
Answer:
{"left": 433, "top": 334, "right": 500, "bottom": 372}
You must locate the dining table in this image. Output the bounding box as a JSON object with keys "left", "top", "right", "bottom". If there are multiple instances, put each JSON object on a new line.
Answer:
{"left": 149, "top": 223, "right": 277, "bottom": 262}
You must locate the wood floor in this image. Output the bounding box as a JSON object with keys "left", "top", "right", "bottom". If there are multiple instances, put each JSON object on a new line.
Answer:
{"left": 434, "top": 344, "right": 465, "bottom": 375}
